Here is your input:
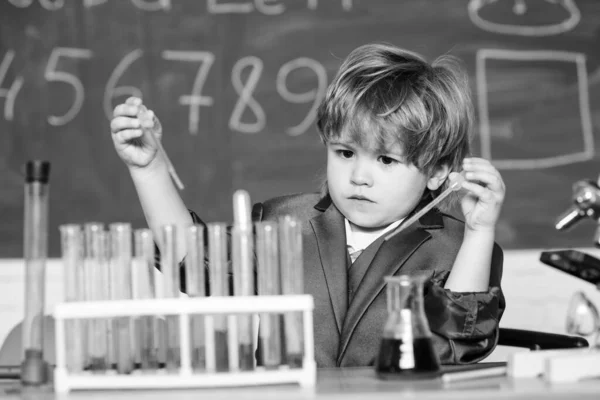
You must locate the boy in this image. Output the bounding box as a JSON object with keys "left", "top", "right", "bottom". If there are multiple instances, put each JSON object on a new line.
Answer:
{"left": 110, "top": 43, "right": 506, "bottom": 367}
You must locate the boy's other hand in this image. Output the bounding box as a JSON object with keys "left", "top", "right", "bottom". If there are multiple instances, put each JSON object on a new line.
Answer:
{"left": 110, "top": 96, "right": 163, "bottom": 169}
{"left": 455, "top": 157, "right": 506, "bottom": 233}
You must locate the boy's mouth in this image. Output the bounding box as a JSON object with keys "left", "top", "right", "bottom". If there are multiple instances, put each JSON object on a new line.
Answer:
{"left": 348, "top": 195, "right": 374, "bottom": 203}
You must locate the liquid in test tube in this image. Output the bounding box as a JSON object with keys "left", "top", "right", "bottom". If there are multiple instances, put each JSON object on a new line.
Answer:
{"left": 207, "top": 223, "right": 230, "bottom": 372}
{"left": 109, "top": 223, "right": 134, "bottom": 374}
{"left": 279, "top": 216, "right": 304, "bottom": 368}
{"left": 256, "top": 221, "right": 282, "bottom": 369}
{"left": 232, "top": 190, "right": 255, "bottom": 371}
{"left": 133, "top": 228, "right": 159, "bottom": 370}
{"left": 84, "top": 223, "right": 109, "bottom": 372}
{"left": 59, "top": 224, "right": 86, "bottom": 373}
{"left": 21, "top": 160, "right": 50, "bottom": 385}
{"left": 185, "top": 225, "right": 206, "bottom": 371}
{"left": 161, "top": 225, "right": 181, "bottom": 371}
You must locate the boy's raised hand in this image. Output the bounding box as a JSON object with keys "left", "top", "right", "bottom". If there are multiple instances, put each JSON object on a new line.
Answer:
{"left": 110, "top": 96, "right": 162, "bottom": 169}
{"left": 454, "top": 157, "right": 506, "bottom": 233}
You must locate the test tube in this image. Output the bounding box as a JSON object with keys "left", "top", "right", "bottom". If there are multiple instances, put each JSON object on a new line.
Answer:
{"left": 85, "top": 224, "right": 110, "bottom": 372}
{"left": 161, "top": 224, "right": 181, "bottom": 370}
{"left": 59, "top": 224, "right": 86, "bottom": 373}
{"left": 133, "top": 228, "right": 159, "bottom": 370}
{"left": 256, "top": 221, "right": 282, "bottom": 369}
{"left": 109, "top": 223, "right": 134, "bottom": 374}
{"left": 207, "top": 223, "right": 230, "bottom": 372}
{"left": 232, "top": 190, "right": 255, "bottom": 371}
{"left": 21, "top": 160, "right": 50, "bottom": 385}
{"left": 185, "top": 224, "right": 206, "bottom": 370}
{"left": 279, "top": 216, "right": 304, "bottom": 368}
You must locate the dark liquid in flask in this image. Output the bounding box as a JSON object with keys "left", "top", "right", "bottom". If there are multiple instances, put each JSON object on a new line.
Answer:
{"left": 375, "top": 337, "right": 440, "bottom": 380}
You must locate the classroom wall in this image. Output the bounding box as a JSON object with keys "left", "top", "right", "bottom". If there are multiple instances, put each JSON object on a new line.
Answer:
{"left": 1, "top": 0, "right": 600, "bottom": 258}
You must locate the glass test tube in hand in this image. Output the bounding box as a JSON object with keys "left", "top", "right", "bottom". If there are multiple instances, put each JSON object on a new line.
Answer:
{"left": 160, "top": 225, "right": 181, "bottom": 370}
{"left": 279, "top": 216, "right": 304, "bottom": 368}
{"left": 133, "top": 228, "right": 159, "bottom": 370}
{"left": 256, "top": 221, "right": 282, "bottom": 369}
{"left": 232, "top": 190, "right": 255, "bottom": 371}
{"left": 109, "top": 223, "right": 135, "bottom": 374}
{"left": 84, "top": 223, "right": 110, "bottom": 372}
{"left": 207, "top": 223, "right": 230, "bottom": 372}
{"left": 185, "top": 225, "right": 206, "bottom": 370}
{"left": 60, "top": 224, "right": 86, "bottom": 373}
{"left": 21, "top": 160, "right": 50, "bottom": 385}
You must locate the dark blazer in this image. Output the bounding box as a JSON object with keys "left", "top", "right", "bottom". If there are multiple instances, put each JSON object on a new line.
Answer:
{"left": 192, "top": 192, "right": 505, "bottom": 368}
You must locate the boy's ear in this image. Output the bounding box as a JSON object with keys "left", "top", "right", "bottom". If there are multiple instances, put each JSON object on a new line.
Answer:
{"left": 426, "top": 164, "right": 451, "bottom": 191}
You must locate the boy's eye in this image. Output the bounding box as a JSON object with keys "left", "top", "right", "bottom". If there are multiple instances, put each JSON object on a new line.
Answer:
{"left": 337, "top": 150, "right": 354, "bottom": 159}
{"left": 379, "top": 156, "right": 398, "bottom": 165}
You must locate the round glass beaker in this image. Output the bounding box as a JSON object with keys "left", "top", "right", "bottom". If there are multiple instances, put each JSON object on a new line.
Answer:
{"left": 375, "top": 274, "right": 441, "bottom": 380}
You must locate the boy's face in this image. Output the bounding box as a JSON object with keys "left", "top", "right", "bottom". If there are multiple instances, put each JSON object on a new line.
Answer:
{"left": 327, "top": 136, "right": 441, "bottom": 231}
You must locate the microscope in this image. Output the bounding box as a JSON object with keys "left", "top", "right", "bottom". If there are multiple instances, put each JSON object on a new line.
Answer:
{"left": 539, "top": 178, "right": 600, "bottom": 286}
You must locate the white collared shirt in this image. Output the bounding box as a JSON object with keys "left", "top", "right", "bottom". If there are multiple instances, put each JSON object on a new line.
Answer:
{"left": 344, "top": 218, "right": 403, "bottom": 263}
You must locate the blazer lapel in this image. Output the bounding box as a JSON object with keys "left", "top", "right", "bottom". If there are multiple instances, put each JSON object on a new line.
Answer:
{"left": 309, "top": 199, "right": 349, "bottom": 335}
{"left": 338, "top": 208, "right": 442, "bottom": 362}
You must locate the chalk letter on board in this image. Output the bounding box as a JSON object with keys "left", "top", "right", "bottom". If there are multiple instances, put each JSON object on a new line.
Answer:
{"left": 7, "top": 0, "right": 33, "bottom": 7}
{"left": 44, "top": 47, "right": 93, "bottom": 126}
{"left": 84, "top": 0, "right": 107, "bottom": 8}
{"left": 0, "top": 50, "right": 24, "bottom": 121}
{"left": 104, "top": 49, "right": 144, "bottom": 121}
{"left": 307, "top": 0, "right": 352, "bottom": 11}
{"left": 229, "top": 56, "right": 265, "bottom": 134}
{"left": 39, "top": 0, "right": 64, "bottom": 10}
{"left": 276, "top": 57, "right": 327, "bottom": 136}
{"left": 208, "top": 0, "right": 253, "bottom": 14}
{"left": 131, "top": 0, "right": 171, "bottom": 12}
{"left": 255, "top": 0, "right": 284, "bottom": 15}
{"left": 162, "top": 51, "right": 215, "bottom": 135}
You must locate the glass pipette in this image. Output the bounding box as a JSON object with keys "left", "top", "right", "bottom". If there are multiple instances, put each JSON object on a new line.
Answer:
{"left": 385, "top": 173, "right": 466, "bottom": 241}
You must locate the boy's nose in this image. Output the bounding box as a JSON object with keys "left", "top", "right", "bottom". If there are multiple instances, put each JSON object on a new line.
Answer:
{"left": 350, "top": 160, "right": 373, "bottom": 186}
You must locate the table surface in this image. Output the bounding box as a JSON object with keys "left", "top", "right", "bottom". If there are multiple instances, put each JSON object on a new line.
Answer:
{"left": 1, "top": 367, "right": 600, "bottom": 400}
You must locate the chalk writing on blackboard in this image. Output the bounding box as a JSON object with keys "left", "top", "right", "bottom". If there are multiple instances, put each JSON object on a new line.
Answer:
{"left": 0, "top": 50, "right": 23, "bottom": 121}
{"left": 0, "top": 48, "right": 329, "bottom": 136}
{"left": 7, "top": 0, "right": 353, "bottom": 14}
{"left": 475, "top": 48, "right": 593, "bottom": 169}
{"left": 468, "top": 0, "right": 581, "bottom": 36}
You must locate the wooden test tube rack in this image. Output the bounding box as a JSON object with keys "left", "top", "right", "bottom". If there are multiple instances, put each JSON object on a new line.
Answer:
{"left": 53, "top": 295, "right": 316, "bottom": 393}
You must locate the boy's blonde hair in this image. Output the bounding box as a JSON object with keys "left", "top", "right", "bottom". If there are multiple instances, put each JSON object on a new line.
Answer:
{"left": 316, "top": 43, "right": 473, "bottom": 205}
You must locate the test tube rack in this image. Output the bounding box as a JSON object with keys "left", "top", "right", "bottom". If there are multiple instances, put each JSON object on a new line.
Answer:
{"left": 53, "top": 294, "right": 316, "bottom": 393}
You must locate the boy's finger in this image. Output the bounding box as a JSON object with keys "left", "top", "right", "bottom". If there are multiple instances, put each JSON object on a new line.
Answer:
{"left": 113, "top": 104, "right": 139, "bottom": 118}
{"left": 116, "top": 129, "right": 144, "bottom": 142}
{"left": 126, "top": 97, "right": 142, "bottom": 106}
{"left": 111, "top": 116, "right": 141, "bottom": 133}
{"left": 460, "top": 181, "right": 497, "bottom": 203}
{"left": 465, "top": 170, "right": 505, "bottom": 192}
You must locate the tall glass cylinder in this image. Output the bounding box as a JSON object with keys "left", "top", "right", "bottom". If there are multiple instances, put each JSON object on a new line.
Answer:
{"left": 279, "top": 216, "right": 304, "bottom": 368}
{"left": 256, "top": 221, "right": 282, "bottom": 369}
{"left": 207, "top": 223, "right": 229, "bottom": 372}
{"left": 59, "top": 224, "right": 85, "bottom": 373}
{"left": 185, "top": 224, "right": 206, "bottom": 370}
{"left": 109, "top": 223, "right": 134, "bottom": 374}
{"left": 21, "top": 160, "right": 50, "bottom": 385}
{"left": 85, "top": 223, "right": 109, "bottom": 371}
{"left": 161, "top": 224, "right": 181, "bottom": 371}
{"left": 232, "top": 190, "right": 255, "bottom": 371}
{"left": 133, "top": 228, "right": 159, "bottom": 370}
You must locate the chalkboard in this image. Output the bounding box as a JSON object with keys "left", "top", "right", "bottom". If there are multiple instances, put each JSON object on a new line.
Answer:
{"left": 1, "top": 0, "right": 599, "bottom": 257}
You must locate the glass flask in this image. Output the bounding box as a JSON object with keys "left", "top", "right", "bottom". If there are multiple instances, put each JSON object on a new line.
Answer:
{"left": 375, "top": 275, "right": 441, "bottom": 380}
